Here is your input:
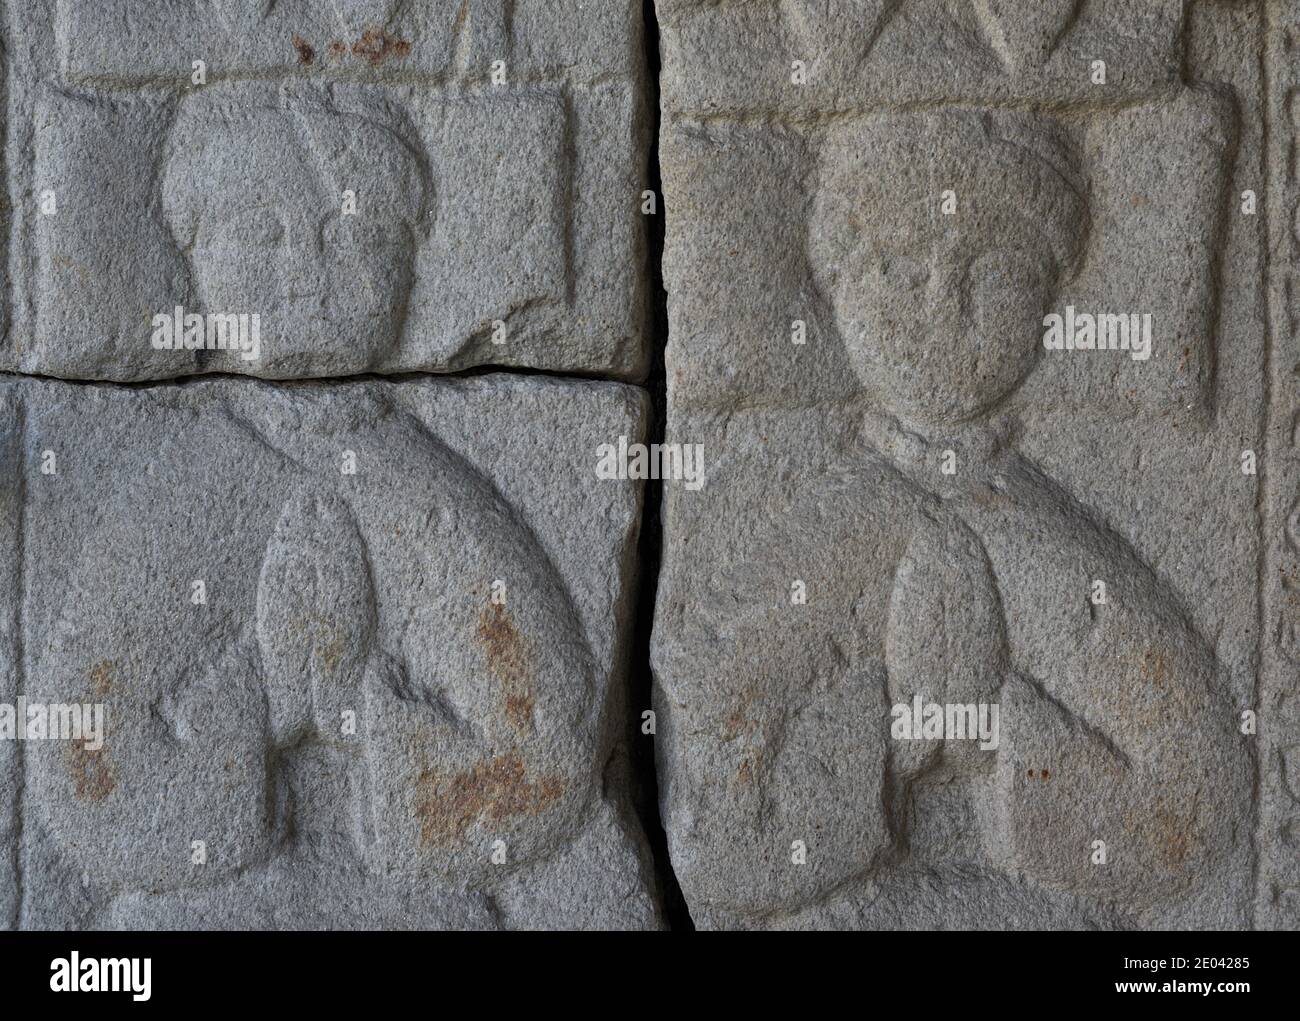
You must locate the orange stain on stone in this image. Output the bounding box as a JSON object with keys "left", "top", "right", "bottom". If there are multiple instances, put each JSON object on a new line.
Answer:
{"left": 415, "top": 752, "right": 563, "bottom": 847}
{"left": 351, "top": 28, "right": 412, "bottom": 66}
{"left": 477, "top": 600, "right": 535, "bottom": 736}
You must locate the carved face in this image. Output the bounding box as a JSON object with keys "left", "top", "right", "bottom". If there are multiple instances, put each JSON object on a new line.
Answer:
{"left": 164, "top": 104, "right": 428, "bottom": 371}
{"left": 813, "top": 110, "right": 1086, "bottom": 426}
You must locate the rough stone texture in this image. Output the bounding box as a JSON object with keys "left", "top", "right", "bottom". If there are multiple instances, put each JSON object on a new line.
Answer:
{"left": 652, "top": 0, "right": 1284, "bottom": 930}
{"left": 1, "top": 375, "right": 659, "bottom": 930}
{"left": 2, "top": 0, "right": 648, "bottom": 381}
{"left": 7, "top": 0, "right": 1300, "bottom": 934}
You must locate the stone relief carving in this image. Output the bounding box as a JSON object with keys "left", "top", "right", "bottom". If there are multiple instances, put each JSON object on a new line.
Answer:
{"left": 653, "top": 0, "right": 1265, "bottom": 931}
{"left": 0, "top": 0, "right": 1291, "bottom": 936}
{"left": 160, "top": 89, "right": 434, "bottom": 375}
{"left": 6, "top": 1, "right": 647, "bottom": 380}
{"left": 8, "top": 379, "right": 656, "bottom": 930}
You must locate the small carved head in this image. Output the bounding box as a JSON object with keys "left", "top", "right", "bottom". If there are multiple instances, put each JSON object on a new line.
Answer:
{"left": 162, "top": 87, "right": 433, "bottom": 371}
{"left": 811, "top": 109, "right": 1089, "bottom": 426}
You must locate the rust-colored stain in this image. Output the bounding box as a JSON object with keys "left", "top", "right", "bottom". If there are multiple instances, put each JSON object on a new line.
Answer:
{"left": 477, "top": 600, "right": 535, "bottom": 735}
{"left": 503, "top": 691, "right": 535, "bottom": 734}
{"left": 722, "top": 710, "right": 749, "bottom": 740}
{"left": 1026, "top": 768, "right": 1051, "bottom": 781}
{"left": 971, "top": 483, "right": 1010, "bottom": 509}
{"left": 1154, "top": 806, "right": 1193, "bottom": 869}
{"left": 736, "top": 754, "right": 764, "bottom": 787}
{"left": 292, "top": 34, "right": 315, "bottom": 65}
{"left": 415, "top": 752, "right": 563, "bottom": 846}
{"left": 88, "top": 660, "right": 115, "bottom": 696}
{"left": 66, "top": 742, "right": 115, "bottom": 803}
{"left": 721, "top": 690, "right": 758, "bottom": 741}
{"left": 327, "top": 40, "right": 348, "bottom": 61}
{"left": 1140, "top": 648, "right": 1171, "bottom": 689}
{"left": 351, "top": 28, "right": 412, "bottom": 66}
{"left": 289, "top": 616, "right": 347, "bottom": 676}
{"left": 316, "top": 629, "right": 345, "bottom": 675}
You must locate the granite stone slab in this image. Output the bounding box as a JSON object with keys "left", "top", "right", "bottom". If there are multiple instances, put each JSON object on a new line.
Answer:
{"left": 6, "top": 0, "right": 1300, "bottom": 935}
{"left": 651, "top": 0, "right": 1286, "bottom": 930}
{"left": 1, "top": 0, "right": 649, "bottom": 381}
{"left": 0, "top": 374, "right": 660, "bottom": 930}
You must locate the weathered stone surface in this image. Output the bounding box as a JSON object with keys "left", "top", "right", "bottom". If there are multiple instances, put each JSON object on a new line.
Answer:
{"left": 1, "top": 375, "right": 659, "bottom": 930}
{"left": 3, "top": 0, "right": 648, "bottom": 381}
{"left": 652, "top": 0, "right": 1277, "bottom": 929}
{"left": 8, "top": 0, "right": 1300, "bottom": 935}
{"left": 659, "top": 0, "right": 1185, "bottom": 114}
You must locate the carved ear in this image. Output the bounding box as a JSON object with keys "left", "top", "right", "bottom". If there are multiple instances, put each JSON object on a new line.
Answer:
{"left": 973, "top": 0, "right": 1081, "bottom": 71}
{"left": 256, "top": 489, "right": 376, "bottom": 744}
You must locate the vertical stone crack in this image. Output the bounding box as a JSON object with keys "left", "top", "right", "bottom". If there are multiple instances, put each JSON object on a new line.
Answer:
{"left": 628, "top": 0, "right": 693, "bottom": 931}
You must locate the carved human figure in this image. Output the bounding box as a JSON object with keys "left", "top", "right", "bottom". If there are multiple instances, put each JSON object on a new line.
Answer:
{"left": 161, "top": 88, "right": 432, "bottom": 376}
{"left": 820, "top": 108, "right": 1250, "bottom": 912}
{"left": 246, "top": 391, "right": 597, "bottom": 890}
{"left": 25, "top": 387, "right": 597, "bottom": 920}
{"left": 661, "top": 108, "right": 1249, "bottom": 924}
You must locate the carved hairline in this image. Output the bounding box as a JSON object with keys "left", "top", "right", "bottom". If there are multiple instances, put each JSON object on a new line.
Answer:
{"left": 812, "top": 107, "right": 1091, "bottom": 278}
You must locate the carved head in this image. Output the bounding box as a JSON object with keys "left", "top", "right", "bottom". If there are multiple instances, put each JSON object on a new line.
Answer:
{"left": 162, "top": 89, "right": 432, "bottom": 371}
{"left": 811, "top": 109, "right": 1088, "bottom": 426}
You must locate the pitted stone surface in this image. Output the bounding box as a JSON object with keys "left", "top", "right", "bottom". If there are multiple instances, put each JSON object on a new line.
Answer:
{"left": 0, "top": 375, "right": 659, "bottom": 930}
{"left": 2, "top": 0, "right": 648, "bottom": 381}
{"left": 652, "top": 0, "right": 1279, "bottom": 930}
{"left": 5, "top": 0, "right": 1300, "bottom": 934}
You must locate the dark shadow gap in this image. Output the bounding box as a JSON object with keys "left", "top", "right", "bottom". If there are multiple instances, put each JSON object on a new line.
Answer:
{"left": 0, "top": 361, "right": 644, "bottom": 392}
{"left": 628, "top": 0, "right": 694, "bottom": 932}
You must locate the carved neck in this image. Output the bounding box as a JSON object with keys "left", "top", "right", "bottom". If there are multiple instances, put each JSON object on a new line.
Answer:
{"left": 857, "top": 408, "right": 1019, "bottom": 492}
